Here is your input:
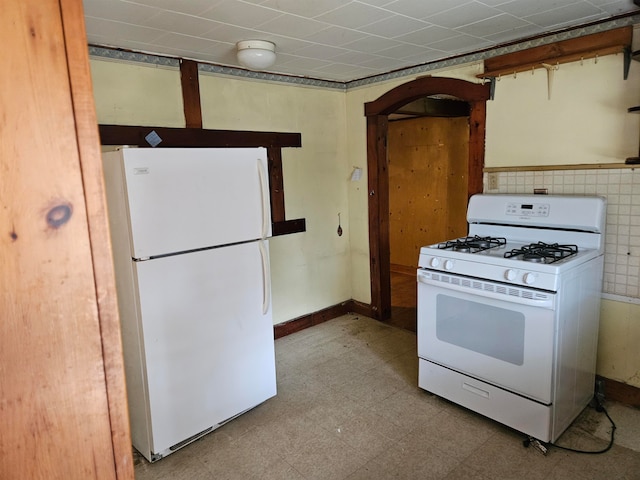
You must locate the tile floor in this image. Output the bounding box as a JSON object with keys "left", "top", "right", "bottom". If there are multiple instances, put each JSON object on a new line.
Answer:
{"left": 133, "top": 314, "right": 640, "bottom": 480}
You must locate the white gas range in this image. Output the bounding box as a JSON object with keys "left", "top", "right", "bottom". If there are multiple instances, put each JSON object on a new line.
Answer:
{"left": 417, "top": 194, "right": 606, "bottom": 445}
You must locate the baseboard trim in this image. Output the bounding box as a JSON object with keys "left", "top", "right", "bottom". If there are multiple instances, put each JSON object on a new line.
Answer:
{"left": 273, "top": 301, "right": 350, "bottom": 339}
{"left": 273, "top": 300, "right": 377, "bottom": 339}
{"left": 597, "top": 375, "right": 640, "bottom": 408}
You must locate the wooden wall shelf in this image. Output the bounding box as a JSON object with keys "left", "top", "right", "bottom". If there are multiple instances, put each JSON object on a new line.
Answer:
{"left": 477, "top": 27, "right": 632, "bottom": 80}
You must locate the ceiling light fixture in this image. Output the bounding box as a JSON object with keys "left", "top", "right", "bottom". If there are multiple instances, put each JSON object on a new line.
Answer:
{"left": 236, "top": 40, "right": 276, "bottom": 70}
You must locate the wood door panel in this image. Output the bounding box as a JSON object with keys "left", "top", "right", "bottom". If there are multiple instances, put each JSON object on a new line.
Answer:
{"left": 1, "top": 1, "right": 118, "bottom": 477}
{"left": 388, "top": 117, "right": 469, "bottom": 267}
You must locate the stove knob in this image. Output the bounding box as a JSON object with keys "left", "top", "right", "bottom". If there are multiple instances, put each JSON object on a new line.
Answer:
{"left": 523, "top": 272, "right": 537, "bottom": 285}
{"left": 505, "top": 269, "right": 517, "bottom": 281}
{"left": 444, "top": 260, "right": 454, "bottom": 270}
{"left": 430, "top": 257, "right": 440, "bottom": 268}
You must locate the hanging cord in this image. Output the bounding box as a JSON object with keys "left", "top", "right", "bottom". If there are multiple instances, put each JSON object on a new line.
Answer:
{"left": 551, "top": 396, "right": 616, "bottom": 454}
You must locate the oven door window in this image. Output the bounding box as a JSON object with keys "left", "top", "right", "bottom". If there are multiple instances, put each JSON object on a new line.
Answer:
{"left": 436, "top": 294, "right": 525, "bottom": 366}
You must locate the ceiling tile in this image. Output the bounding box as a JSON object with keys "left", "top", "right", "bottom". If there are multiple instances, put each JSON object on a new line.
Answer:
{"left": 139, "top": 11, "right": 222, "bottom": 36}
{"left": 199, "top": 23, "right": 264, "bottom": 44}
{"left": 598, "top": 0, "right": 637, "bottom": 15}
{"left": 330, "top": 50, "right": 383, "bottom": 65}
{"left": 357, "top": 14, "right": 430, "bottom": 37}
{"left": 151, "top": 32, "right": 224, "bottom": 52}
{"left": 395, "top": 25, "right": 460, "bottom": 45}
{"left": 84, "top": 16, "right": 164, "bottom": 43}
{"left": 484, "top": 23, "right": 545, "bottom": 43}
{"left": 457, "top": 13, "right": 531, "bottom": 37}
{"left": 123, "top": 0, "right": 224, "bottom": 16}
{"left": 428, "top": 34, "right": 494, "bottom": 53}
{"left": 315, "top": 2, "right": 394, "bottom": 29}
{"left": 302, "top": 26, "right": 369, "bottom": 47}
{"left": 478, "top": 0, "right": 519, "bottom": 5}
{"left": 262, "top": 36, "right": 317, "bottom": 54}
{"left": 525, "top": 3, "right": 604, "bottom": 28}
{"left": 342, "top": 35, "right": 404, "bottom": 54}
{"left": 258, "top": 13, "right": 329, "bottom": 37}
{"left": 425, "top": 2, "right": 503, "bottom": 28}
{"left": 84, "top": 0, "right": 161, "bottom": 23}
{"left": 275, "top": 55, "right": 333, "bottom": 70}
{"left": 199, "top": 0, "right": 283, "bottom": 28}
{"left": 258, "top": 0, "right": 348, "bottom": 17}
{"left": 294, "top": 43, "right": 351, "bottom": 60}
{"left": 401, "top": 48, "right": 452, "bottom": 64}
{"left": 376, "top": 43, "right": 437, "bottom": 59}
{"left": 381, "top": 0, "right": 459, "bottom": 19}
{"left": 498, "top": 0, "right": 582, "bottom": 18}
{"left": 359, "top": 55, "right": 412, "bottom": 69}
{"left": 357, "top": 0, "right": 398, "bottom": 6}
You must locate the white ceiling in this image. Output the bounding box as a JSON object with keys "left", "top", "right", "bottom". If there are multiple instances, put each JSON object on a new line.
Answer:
{"left": 83, "top": 0, "right": 640, "bottom": 83}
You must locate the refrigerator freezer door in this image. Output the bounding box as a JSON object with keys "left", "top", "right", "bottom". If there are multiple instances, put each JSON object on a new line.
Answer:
{"left": 133, "top": 240, "right": 276, "bottom": 457}
{"left": 118, "top": 147, "right": 271, "bottom": 259}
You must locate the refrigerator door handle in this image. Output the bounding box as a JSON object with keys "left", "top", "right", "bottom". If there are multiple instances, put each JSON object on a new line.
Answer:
{"left": 259, "top": 240, "right": 271, "bottom": 315}
{"left": 257, "top": 158, "right": 270, "bottom": 239}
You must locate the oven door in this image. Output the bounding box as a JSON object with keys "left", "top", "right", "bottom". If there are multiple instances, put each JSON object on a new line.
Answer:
{"left": 417, "top": 270, "right": 556, "bottom": 404}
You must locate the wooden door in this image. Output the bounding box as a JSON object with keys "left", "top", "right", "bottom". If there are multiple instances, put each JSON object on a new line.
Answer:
{"left": 0, "top": 0, "right": 133, "bottom": 478}
{"left": 388, "top": 116, "right": 469, "bottom": 269}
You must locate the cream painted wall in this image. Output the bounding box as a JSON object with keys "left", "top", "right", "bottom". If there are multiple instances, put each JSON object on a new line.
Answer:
{"left": 485, "top": 53, "right": 640, "bottom": 167}
{"left": 598, "top": 299, "right": 640, "bottom": 387}
{"left": 90, "top": 60, "right": 185, "bottom": 128}
{"left": 91, "top": 58, "right": 351, "bottom": 325}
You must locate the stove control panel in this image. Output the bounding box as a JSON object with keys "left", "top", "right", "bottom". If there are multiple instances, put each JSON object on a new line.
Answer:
{"left": 505, "top": 202, "right": 550, "bottom": 217}
{"left": 418, "top": 250, "right": 560, "bottom": 291}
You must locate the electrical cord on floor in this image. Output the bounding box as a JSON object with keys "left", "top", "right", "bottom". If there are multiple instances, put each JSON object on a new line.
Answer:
{"left": 550, "top": 396, "right": 617, "bottom": 454}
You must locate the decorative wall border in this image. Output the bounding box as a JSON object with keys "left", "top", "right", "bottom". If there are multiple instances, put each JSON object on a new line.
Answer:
{"left": 88, "top": 15, "right": 640, "bottom": 92}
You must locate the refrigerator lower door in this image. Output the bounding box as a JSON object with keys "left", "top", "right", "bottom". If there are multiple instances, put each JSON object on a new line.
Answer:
{"left": 133, "top": 240, "right": 275, "bottom": 460}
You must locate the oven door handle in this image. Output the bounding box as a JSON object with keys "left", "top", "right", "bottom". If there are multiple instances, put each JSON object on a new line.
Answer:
{"left": 417, "top": 270, "right": 556, "bottom": 309}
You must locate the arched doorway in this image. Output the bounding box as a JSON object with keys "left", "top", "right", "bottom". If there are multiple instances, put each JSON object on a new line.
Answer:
{"left": 364, "top": 77, "right": 491, "bottom": 320}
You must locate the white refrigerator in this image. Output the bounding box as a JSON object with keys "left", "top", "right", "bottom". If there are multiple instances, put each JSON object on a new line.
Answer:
{"left": 102, "top": 147, "right": 276, "bottom": 462}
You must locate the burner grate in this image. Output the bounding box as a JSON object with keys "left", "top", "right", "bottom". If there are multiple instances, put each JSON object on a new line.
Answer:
{"left": 504, "top": 242, "right": 578, "bottom": 264}
{"left": 437, "top": 235, "right": 507, "bottom": 253}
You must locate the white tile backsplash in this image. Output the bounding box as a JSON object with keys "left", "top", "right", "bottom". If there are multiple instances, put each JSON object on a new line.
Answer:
{"left": 484, "top": 167, "right": 640, "bottom": 298}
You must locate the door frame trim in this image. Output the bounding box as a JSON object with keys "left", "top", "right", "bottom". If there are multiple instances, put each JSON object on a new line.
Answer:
{"left": 364, "top": 77, "right": 491, "bottom": 320}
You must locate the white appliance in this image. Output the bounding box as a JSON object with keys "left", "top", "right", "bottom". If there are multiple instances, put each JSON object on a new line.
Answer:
{"left": 417, "top": 194, "right": 606, "bottom": 444}
{"left": 102, "top": 147, "right": 276, "bottom": 462}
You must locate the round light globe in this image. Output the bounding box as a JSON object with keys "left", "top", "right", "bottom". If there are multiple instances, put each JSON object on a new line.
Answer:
{"left": 236, "top": 40, "right": 276, "bottom": 70}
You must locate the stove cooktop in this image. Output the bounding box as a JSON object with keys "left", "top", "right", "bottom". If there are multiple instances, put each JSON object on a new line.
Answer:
{"left": 419, "top": 235, "right": 600, "bottom": 290}
{"left": 436, "top": 236, "right": 580, "bottom": 265}
{"left": 418, "top": 195, "right": 605, "bottom": 290}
